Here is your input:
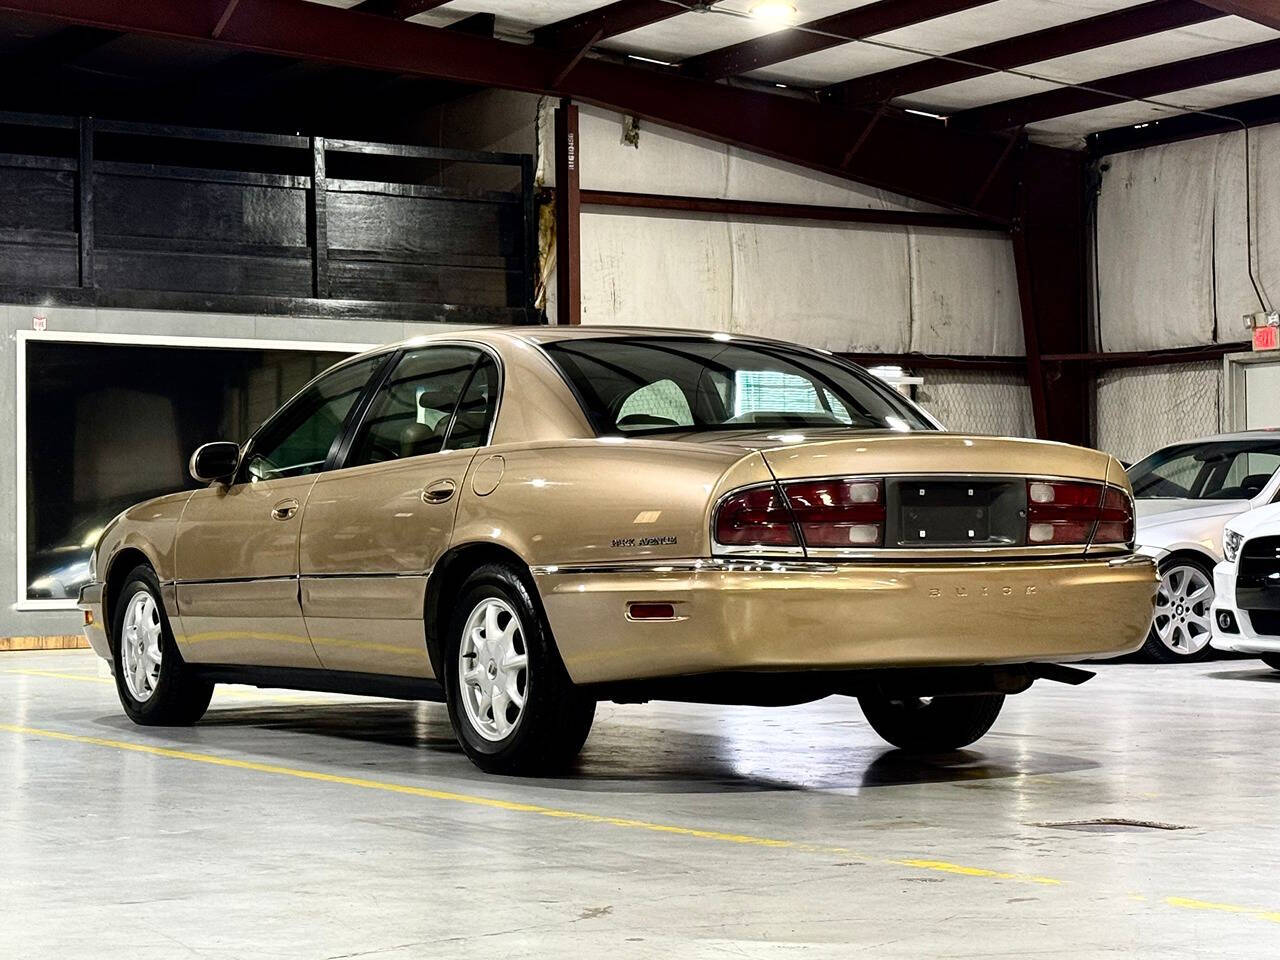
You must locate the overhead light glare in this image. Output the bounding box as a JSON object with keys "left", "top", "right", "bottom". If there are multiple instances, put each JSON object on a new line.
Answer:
{"left": 627, "top": 54, "right": 673, "bottom": 66}
{"left": 904, "top": 108, "right": 947, "bottom": 121}
{"left": 748, "top": 0, "right": 798, "bottom": 21}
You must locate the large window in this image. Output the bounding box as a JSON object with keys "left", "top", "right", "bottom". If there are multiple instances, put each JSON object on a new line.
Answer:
{"left": 22, "top": 337, "right": 354, "bottom": 603}
{"left": 542, "top": 337, "right": 932, "bottom": 436}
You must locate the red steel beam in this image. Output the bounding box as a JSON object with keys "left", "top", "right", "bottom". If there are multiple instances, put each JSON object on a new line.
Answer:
{"left": 569, "top": 189, "right": 1005, "bottom": 231}
{"left": 1090, "top": 91, "right": 1280, "bottom": 153}
{"left": 836, "top": 352, "right": 1026, "bottom": 372}
{"left": 826, "top": 0, "right": 1223, "bottom": 107}
{"left": 534, "top": 0, "right": 691, "bottom": 51}
{"left": 554, "top": 100, "right": 581, "bottom": 326}
{"left": 681, "top": 0, "right": 995, "bottom": 81}
{"left": 1194, "top": 0, "right": 1280, "bottom": 30}
{"left": 350, "top": 0, "right": 453, "bottom": 18}
{"left": 953, "top": 36, "right": 1280, "bottom": 131}
{"left": 0, "top": 0, "right": 1037, "bottom": 222}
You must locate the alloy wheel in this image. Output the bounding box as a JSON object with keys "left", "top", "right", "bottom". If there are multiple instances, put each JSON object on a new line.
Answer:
{"left": 1152, "top": 564, "right": 1213, "bottom": 657}
{"left": 121, "top": 591, "right": 163, "bottom": 702}
{"left": 458, "top": 597, "right": 529, "bottom": 742}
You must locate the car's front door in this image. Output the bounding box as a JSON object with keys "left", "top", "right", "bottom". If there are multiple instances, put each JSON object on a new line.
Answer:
{"left": 175, "top": 354, "right": 386, "bottom": 668}
{"left": 299, "top": 345, "right": 500, "bottom": 677}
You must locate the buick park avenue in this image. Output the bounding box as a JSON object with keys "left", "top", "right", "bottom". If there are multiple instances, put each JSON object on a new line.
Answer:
{"left": 79, "top": 328, "right": 1158, "bottom": 774}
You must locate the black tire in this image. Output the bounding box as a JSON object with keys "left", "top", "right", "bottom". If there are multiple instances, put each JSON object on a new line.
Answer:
{"left": 111, "top": 565, "right": 214, "bottom": 725}
{"left": 444, "top": 562, "right": 595, "bottom": 775}
{"left": 858, "top": 693, "right": 1004, "bottom": 752}
{"left": 1142, "top": 555, "right": 1216, "bottom": 663}
{"left": 1261, "top": 654, "right": 1280, "bottom": 671}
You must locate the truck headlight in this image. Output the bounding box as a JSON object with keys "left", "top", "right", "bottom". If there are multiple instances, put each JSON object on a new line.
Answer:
{"left": 1224, "top": 529, "right": 1243, "bottom": 563}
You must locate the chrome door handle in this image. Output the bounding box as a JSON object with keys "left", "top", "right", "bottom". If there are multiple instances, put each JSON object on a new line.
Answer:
{"left": 422, "top": 479, "right": 456, "bottom": 504}
{"left": 271, "top": 498, "right": 300, "bottom": 521}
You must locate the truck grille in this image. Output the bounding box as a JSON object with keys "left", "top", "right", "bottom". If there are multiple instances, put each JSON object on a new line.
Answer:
{"left": 1237, "top": 536, "right": 1280, "bottom": 614}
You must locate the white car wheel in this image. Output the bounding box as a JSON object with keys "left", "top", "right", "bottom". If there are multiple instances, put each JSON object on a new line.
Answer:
{"left": 1147, "top": 562, "right": 1214, "bottom": 661}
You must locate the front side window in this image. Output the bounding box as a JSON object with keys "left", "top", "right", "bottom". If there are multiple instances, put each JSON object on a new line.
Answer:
{"left": 347, "top": 346, "right": 489, "bottom": 467}
{"left": 244, "top": 355, "right": 383, "bottom": 482}
{"left": 1129, "top": 440, "right": 1280, "bottom": 500}
{"left": 542, "top": 337, "right": 931, "bottom": 436}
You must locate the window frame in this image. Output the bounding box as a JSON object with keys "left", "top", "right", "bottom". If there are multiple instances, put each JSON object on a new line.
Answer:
{"left": 329, "top": 340, "right": 505, "bottom": 471}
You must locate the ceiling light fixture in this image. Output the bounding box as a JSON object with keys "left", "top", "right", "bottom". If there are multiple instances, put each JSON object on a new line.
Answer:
{"left": 748, "top": 1, "right": 797, "bottom": 21}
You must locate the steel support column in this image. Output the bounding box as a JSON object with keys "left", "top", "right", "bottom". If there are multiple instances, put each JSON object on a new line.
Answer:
{"left": 554, "top": 99, "right": 581, "bottom": 326}
{"left": 1012, "top": 146, "right": 1092, "bottom": 446}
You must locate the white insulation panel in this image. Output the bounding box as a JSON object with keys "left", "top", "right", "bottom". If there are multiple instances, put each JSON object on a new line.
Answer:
{"left": 1096, "top": 125, "right": 1280, "bottom": 352}
{"left": 1095, "top": 361, "right": 1222, "bottom": 464}
{"left": 915, "top": 370, "right": 1036, "bottom": 438}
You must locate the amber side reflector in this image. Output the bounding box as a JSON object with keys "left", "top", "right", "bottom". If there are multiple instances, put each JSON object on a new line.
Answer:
{"left": 83, "top": 610, "right": 94, "bottom": 627}
{"left": 628, "top": 602, "right": 676, "bottom": 620}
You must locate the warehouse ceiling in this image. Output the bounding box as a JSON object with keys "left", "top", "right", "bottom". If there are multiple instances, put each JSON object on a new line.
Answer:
{"left": 312, "top": 0, "right": 1280, "bottom": 150}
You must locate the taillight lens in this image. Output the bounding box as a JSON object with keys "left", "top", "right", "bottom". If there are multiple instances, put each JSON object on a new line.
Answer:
{"left": 1026, "top": 480, "right": 1133, "bottom": 546}
{"left": 1093, "top": 486, "right": 1135, "bottom": 544}
{"left": 714, "top": 486, "right": 798, "bottom": 546}
{"left": 783, "top": 479, "right": 885, "bottom": 547}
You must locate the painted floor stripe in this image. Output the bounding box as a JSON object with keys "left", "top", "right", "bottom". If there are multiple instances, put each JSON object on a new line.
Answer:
{"left": 1, "top": 721, "right": 1278, "bottom": 926}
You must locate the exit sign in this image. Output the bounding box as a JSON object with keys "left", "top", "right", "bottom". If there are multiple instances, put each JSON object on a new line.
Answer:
{"left": 1253, "top": 325, "right": 1279, "bottom": 351}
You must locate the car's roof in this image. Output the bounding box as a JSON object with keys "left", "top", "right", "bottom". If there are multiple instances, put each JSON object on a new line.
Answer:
{"left": 367, "top": 324, "right": 821, "bottom": 357}
{"left": 1154, "top": 429, "right": 1280, "bottom": 448}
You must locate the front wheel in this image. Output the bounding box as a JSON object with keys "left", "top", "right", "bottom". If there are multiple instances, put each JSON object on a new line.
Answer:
{"left": 1143, "top": 558, "right": 1215, "bottom": 663}
{"left": 1261, "top": 654, "right": 1280, "bottom": 671}
{"left": 858, "top": 693, "right": 1004, "bottom": 752}
{"left": 112, "top": 565, "right": 214, "bottom": 725}
{"left": 444, "top": 563, "right": 595, "bottom": 775}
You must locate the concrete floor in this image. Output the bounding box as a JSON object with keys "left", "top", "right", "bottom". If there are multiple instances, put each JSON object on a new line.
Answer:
{"left": 2, "top": 650, "right": 1279, "bottom": 958}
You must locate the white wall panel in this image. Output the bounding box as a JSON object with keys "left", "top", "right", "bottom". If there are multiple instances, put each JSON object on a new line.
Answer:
{"left": 1097, "top": 123, "right": 1280, "bottom": 352}
{"left": 908, "top": 228, "right": 1024, "bottom": 355}
{"left": 579, "top": 211, "right": 734, "bottom": 329}
{"left": 1095, "top": 362, "right": 1221, "bottom": 463}
{"left": 915, "top": 371, "right": 1036, "bottom": 438}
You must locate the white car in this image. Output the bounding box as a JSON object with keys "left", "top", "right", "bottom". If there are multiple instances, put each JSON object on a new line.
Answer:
{"left": 1209, "top": 505, "right": 1280, "bottom": 671}
{"left": 1128, "top": 432, "right": 1280, "bottom": 662}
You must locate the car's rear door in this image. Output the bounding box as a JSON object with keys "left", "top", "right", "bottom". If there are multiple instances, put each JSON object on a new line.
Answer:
{"left": 175, "top": 354, "right": 386, "bottom": 668}
{"left": 298, "top": 344, "right": 500, "bottom": 677}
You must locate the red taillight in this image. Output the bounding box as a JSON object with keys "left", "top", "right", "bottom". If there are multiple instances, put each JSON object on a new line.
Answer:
{"left": 1026, "top": 480, "right": 1133, "bottom": 546}
{"left": 714, "top": 486, "right": 798, "bottom": 546}
{"left": 783, "top": 479, "right": 885, "bottom": 547}
{"left": 1093, "top": 486, "right": 1135, "bottom": 544}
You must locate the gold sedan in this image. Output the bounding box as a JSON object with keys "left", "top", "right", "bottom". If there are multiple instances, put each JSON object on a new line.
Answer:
{"left": 79, "top": 328, "right": 1157, "bottom": 774}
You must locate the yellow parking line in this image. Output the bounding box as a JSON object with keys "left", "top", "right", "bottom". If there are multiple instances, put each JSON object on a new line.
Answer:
{"left": 2, "top": 721, "right": 1278, "bottom": 927}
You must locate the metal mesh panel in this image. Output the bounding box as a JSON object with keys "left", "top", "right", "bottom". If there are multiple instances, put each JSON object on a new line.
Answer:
{"left": 1095, "top": 361, "right": 1221, "bottom": 464}
{"left": 914, "top": 371, "right": 1035, "bottom": 438}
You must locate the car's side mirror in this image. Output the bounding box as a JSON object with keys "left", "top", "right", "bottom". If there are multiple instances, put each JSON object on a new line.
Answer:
{"left": 189, "top": 442, "right": 241, "bottom": 484}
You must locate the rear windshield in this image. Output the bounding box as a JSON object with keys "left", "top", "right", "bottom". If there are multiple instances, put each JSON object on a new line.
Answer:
{"left": 541, "top": 337, "right": 934, "bottom": 436}
{"left": 1128, "top": 440, "right": 1280, "bottom": 500}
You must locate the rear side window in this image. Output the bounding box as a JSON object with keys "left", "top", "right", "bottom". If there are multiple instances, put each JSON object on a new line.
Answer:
{"left": 347, "top": 346, "right": 499, "bottom": 466}
{"left": 1129, "top": 441, "right": 1280, "bottom": 500}
{"left": 542, "top": 337, "right": 931, "bottom": 436}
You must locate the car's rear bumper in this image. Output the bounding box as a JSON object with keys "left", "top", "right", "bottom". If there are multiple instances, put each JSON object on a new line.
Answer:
{"left": 76, "top": 581, "right": 111, "bottom": 661}
{"left": 1210, "top": 561, "right": 1280, "bottom": 655}
{"left": 534, "top": 555, "right": 1158, "bottom": 685}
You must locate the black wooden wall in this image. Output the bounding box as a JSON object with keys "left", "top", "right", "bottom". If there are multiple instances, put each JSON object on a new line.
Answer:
{"left": 0, "top": 112, "right": 537, "bottom": 323}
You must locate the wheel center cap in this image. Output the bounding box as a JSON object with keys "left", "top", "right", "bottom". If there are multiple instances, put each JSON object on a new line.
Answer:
{"left": 487, "top": 660, "right": 497, "bottom": 679}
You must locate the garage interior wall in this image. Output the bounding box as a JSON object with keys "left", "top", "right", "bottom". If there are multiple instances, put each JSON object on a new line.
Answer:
{"left": 1, "top": 306, "right": 470, "bottom": 640}
{"left": 429, "top": 91, "right": 1035, "bottom": 437}
{"left": 1094, "top": 122, "right": 1280, "bottom": 458}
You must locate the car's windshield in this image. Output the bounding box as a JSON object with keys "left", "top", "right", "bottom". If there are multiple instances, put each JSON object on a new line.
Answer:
{"left": 541, "top": 337, "right": 934, "bottom": 436}
{"left": 1128, "top": 440, "right": 1280, "bottom": 500}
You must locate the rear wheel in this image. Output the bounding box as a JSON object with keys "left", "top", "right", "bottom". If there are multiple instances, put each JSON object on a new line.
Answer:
{"left": 111, "top": 565, "right": 213, "bottom": 725}
{"left": 1261, "top": 654, "right": 1280, "bottom": 671}
{"left": 1143, "top": 557, "right": 1215, "bottom": 663}
{"left": 858, "top": 693, "right": 1004, "bottom": 752}
{"left": 444, "top": 563, "right": 595, "bottom": 775}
